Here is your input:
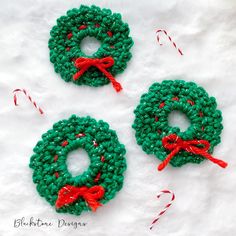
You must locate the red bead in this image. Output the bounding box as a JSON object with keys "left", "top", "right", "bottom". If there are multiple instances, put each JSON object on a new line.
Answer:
{"left": 78, "top": 25, "right": 87, "bottom": 30}
{"left": 172, "top": 97, "right": 179, "bottom": 101}
{"left": 54, "top": 155, "right": 58, "bottom": 162}
{"left": 67, "top": 33, "right": 73, "bottom": 39}
{"left": 94, "top": 173, "right": 101, "bottom": 183}
{"left": 100, "top": 156, "right": 105, "bottom": 162}
{"left": 187, "top": 100, "right": 195, "bottom": 106}
{"left": 61, "top": 140, "right": 68, "bottom": 147}
{"left": 107, "top": 31, "right": 113, "bottom": 37}
{"left": 159, "top": 102, "right": 165, "bottom": 108}
{"left": 76, "top": 133, "right": 85, "bottom": 138}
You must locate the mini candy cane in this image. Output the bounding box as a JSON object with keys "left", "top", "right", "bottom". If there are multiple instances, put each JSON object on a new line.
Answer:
{"left": 150, "top": 190, "right": 175, "bottom": 230}
{"left": 156, "top": 29, "right": 183, "bottom": 56}
{"left": 13, "top": 88, "right": 44, "bottom": 115}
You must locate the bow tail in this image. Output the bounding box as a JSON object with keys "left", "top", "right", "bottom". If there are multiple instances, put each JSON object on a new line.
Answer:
{"left": 158, "top": 147, "right": 181, "bottom": 171}
{"left": 73, "top": 66, "right": 89, "bottom": 80}
{"left": 98, "top": 66, "right": 122, "bottom": 92}
{"left": 192, "top": 147, "right": 228, "bottom": 168}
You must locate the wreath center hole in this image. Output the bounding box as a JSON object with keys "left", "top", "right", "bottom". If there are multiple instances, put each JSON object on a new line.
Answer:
{"left": 80, "top": 36, "right": 101, "bottom": 56}
{"left": 168, "top": 110, "right": 191, "bottom": 132}
{"left": 66, "top": 149, "right": 91, "bottom": 177}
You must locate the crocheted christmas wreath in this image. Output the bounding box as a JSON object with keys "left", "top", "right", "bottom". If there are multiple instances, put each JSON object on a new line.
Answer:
{"left": 133, "top": 80, "right": 228, "bottom": 171}
{"left": 29, "top": 115, "right": 126, "bottom": 215}
{"left": 49, "top": 5, "right": 133, "bottom": 92}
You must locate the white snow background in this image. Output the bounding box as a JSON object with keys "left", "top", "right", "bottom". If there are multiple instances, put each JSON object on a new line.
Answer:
{"left": 0, "top": 0, "right": 236, "bottom": 236}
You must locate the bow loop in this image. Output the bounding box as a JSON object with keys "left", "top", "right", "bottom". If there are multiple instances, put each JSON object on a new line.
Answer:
{"left": 56, "top": 185, "right": 105, "bottom": 211}
{"left": 74, "top": 58, "right": 90, "bottom": 67}
{"left": 187, "top": 139, "right": 210, "bottom": 152}
{"left": 73, "top": 56, "right": 122, "bottom": 92}
{"left": 86, "top": 185, "right": 105, "bottom": 197}
{"left": 99, "top": 57, "right": 114, "bottom": 68}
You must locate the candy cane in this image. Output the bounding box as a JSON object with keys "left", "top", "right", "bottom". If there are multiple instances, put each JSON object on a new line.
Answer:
{"left": 156, "top": 29, "right": 183, "bottom": 56}
{"left": 13, "top": 89, "right": 44, "bottom": 115}
{"left": 150, "top": 190, "right": 175, "bottom": 230}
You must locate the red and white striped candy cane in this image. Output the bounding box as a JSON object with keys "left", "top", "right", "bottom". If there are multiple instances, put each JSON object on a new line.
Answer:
{"left": 13, "top": 88, "right": 44, "bottom": 115}
{"left": 150, "top": 189, "right": 175, "bottom": 230}
{"left": 156, "top": 29, "right": 183, "bottom": 56}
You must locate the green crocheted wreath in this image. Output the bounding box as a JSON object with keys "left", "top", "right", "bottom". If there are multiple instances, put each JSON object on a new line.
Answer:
{"left": 49, "top": 5, "right": 133, "bottom": 91}
{"left": 29, "top": 115, "right": 126, "bottom": 215}
{"left": 133, "top": 80, "right": 226, "bottom": 170}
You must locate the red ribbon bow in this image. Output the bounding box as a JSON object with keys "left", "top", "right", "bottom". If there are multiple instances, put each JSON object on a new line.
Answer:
{"left": 73, "top": 57, "right": 122, "bottom": 92}
{"left": 158, "top": 134, "right": 228, "bottom": 171}
{"left": 56, "top": 185, "right": 105, "bottom": 211}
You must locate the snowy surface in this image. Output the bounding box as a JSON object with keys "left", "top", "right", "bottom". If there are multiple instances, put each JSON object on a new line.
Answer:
{"left": 1, "top": 0, "right": 236, "bottom": 235}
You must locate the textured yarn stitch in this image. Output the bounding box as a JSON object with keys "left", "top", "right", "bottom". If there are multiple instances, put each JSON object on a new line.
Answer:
{"left": 132, "top": 80, "right": 223, "bottom": 167}
{"left": 48, "top": 5, "right": 133, "bottom": 88}
{"left": 29, "top": 115, "right": 126, "bottom": 215}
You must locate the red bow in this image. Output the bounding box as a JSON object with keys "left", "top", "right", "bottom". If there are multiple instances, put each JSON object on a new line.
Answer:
{"left": 158, "top": 134, "right": 228, "bottom": 171}
{"left": 73, "top": 57, "right": 122, "bottom": 92}
{"left": 56, "top": 185, "right": 105, "bottom": 211}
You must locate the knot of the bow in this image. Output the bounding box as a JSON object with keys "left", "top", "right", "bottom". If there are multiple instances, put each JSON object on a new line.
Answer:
{"left": 73, "top": 56, "right": 122, "bottom": 92}
{"left": 158, "top": 134, "right": 228, "bottom": 171}
{"left": 56, "top": 185, "right": 105, "bottom": 211}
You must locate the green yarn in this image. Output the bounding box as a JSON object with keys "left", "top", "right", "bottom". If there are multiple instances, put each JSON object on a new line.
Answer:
{"left": 29, "top": 115, "right": 126, "bottom": 215}
{"left": 132, "top": 80, "right": 223, "bottom": 167}
{"left": 48, "top": 5, "right": 133, "bottom": 88}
